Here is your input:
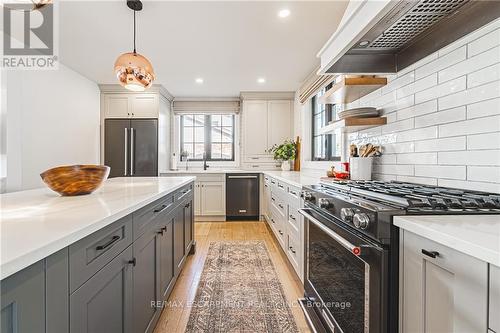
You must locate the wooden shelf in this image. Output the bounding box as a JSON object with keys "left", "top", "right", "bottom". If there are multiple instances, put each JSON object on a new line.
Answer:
{"left": 318, "top": 117, "right": 387, "bottom": 134}
{"left": 319, "top": 76, "right": 387, "bottom": 104}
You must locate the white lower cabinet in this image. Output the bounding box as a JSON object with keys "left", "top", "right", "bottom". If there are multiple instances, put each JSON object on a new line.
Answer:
{"left": 263, "top": 175, "right": 304, "bottom": 282}
{"left": 200, "top": 181, "right": 225, "bottom": 216}
{"left": 400, "top": 230, "right": 488, "bottom": 333}
{"left": 490, "top": 264, "right": 500, "bottom": 333}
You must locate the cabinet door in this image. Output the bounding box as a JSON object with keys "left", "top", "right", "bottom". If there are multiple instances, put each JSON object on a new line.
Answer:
{"left": 1, "top": 261, "right": 45, "bottom": 333}
{"left": 268, "top": 100, "right": 292, "bottom": 148}
{"left": 70, "top": 246, "right": 133, "bottom": 333}
{"left": 158, "top": 219, "right": 174, "bottom": 299}
{"left": 131, "top": 94, "right": 158, "bottom": 118}
{"left": 402, "top": 231, "right": 488, "bottom": 333}
{"left": 104, "top": 94, "right": 131, "bottom": 118}
{"left": 243, "top": 100, "right": 269, "bottom": 155}
{"left": 490, "top": 265, "right": 500, "bottom": 332}
{"left": 201, "top": 182, "right": 225, "bottom": 216}
{"left": 133, "top": 229, "right": 161, "bottom": 333}
{"left": 194, "top": 182, "right": 201, "bottom": 215}
{"left": 184, "top": 200, "right": 194, "bottom": 253}
{"left": 173, "top": 207, "right": 185, "bottom": 274}
{"left": 105, "top": 119, "right": 131, "bottom": 178}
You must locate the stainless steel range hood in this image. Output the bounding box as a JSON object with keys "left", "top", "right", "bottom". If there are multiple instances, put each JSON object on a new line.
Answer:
{"left": 325, "top": 0, "right": 500, "bottom": 74}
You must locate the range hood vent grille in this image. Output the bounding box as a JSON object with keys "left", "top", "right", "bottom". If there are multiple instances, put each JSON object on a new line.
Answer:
{"left": 369, "top": 0, "right": 469, "bottom": 49}
{"left": 326, "top": 0, "right": 500, "bottom": 74}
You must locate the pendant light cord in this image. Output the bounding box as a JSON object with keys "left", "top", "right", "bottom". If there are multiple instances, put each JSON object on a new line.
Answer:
{"left": 133, "top": 10, "right": 136, "bottom": 53}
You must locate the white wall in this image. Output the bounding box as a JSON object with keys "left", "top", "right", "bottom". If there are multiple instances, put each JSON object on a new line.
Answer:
{"left": 345, "top": 19, "right": 500, "bottom": 193}
{"left": 1, "top": 64, "right": 100, "bottom": 192}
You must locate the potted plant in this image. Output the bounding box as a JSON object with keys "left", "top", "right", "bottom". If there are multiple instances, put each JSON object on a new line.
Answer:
{"left": 268, "top": 139, "right": 297, "bottom": 171}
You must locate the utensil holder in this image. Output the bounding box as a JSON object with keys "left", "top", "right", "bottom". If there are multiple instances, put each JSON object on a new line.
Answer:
{"left": 349, "top": 157, "right": 373, "bottom": 180}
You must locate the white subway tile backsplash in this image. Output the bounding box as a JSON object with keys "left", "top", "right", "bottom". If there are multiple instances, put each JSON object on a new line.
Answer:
{"left": 466, "top": 98, "right": 500, "bottom": 119}
{"left": 415, "top": 165, "right": 466, "bottom": 180}
{"left": 415, "top": 47, "right": 466, "bottom": 79}
{"left": 467, "top": 132, "right": 500, "bottom": 150}
{"left": 397, "top": 100, "right": 438, "bottom": 120}
{"left": 438, "top": 179, "right": 500, "bottom": 193}
{"left": 396, "top": 176, "right": 437, "bottom": 186}
{"left": 397, "top": 152, "right": 437, "bottom": 165}
{"left": 468, "top": 28, "right": 500, "bottom": 57}
{"left": 381, "top": 118, "right": 414, "bottom": 134}
{"left": 467, "top": 166, "right": 500, "bottom": 183}
{"left": 438, "top": 150, "right": 500, "bottom": 166}
{"left": 439, "top": 80, "right": 500, "bottom": 110}
{"left": 415, "top": 106, "right": 466, "bottom": 128}
{"left": 439, "top": 115, "right": 500, "bottom": 137}
{"left": 415, "top": 77, "right": 466, "bottom": 104}
{"left": 373, "top": 164, "right": 413, "bottom": 176}
{"left": 396, "top": 74, "right": 437, "bottom": 99}
{"left": 396, "top": 126, "right": 438, "bottom": 142}
{"left": 467, "top": 63, "right": 500, "bottom": 89}
{"left": 414, "top": 137, "right": 466, "bottom": 152}
{"left": 439, "top": 46, "right": 500, "bottom": 83}
{"left": 344, "top": 21, "right": 500, "bottom": 192}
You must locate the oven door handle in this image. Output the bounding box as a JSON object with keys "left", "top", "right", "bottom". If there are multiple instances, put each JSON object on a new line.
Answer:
{"left": 299, "top": 208, "right": 358, "bottom": 253}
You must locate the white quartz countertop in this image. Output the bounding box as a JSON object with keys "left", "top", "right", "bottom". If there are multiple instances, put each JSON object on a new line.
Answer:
{"left": 161, "top": 169, "right": 321, "bottom": 188}
{"left": 394, "top": 215, "right": 500, "bottom": 266}
{"left": 0, "top": 176, "right": 195, "bottom": 280}
{"left": 261, "top": 171, "right": 319, "bottom": 188}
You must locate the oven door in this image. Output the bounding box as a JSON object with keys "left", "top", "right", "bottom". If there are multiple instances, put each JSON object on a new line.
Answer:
{"left": 299, "top": 208, "right": 389, "bottom": 333}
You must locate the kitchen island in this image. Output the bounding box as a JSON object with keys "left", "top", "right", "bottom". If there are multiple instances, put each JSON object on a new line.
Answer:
{"left": 1, "top": 176, "right": 195, "bottom": 333}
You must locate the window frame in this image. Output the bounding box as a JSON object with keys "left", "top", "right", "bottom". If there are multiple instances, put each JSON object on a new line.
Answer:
{"left": 179, "top": 114, "right": 235, "bottom": 162}
{"left": 311, "top": 84, "right": 341, "bottom": 162}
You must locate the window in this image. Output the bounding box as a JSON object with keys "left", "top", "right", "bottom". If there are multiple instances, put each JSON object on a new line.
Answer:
{"left": 312, "top": 86, "right": 341, "bottom": 161}
{"left": 180, "top": 114, "right": 234, "bottom": 161}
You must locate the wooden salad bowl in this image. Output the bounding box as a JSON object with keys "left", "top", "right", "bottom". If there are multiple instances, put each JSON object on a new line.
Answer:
{"left": 40, "top": 165, "right": 110, "bottom": 196}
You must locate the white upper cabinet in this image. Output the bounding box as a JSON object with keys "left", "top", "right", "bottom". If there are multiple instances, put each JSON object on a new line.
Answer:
{"left": 243, "top": 101, "right": 269, "bottom": 156}
{"left": 103, "top": 94, "right": 131, "bottom": 118}
{"left": 242, "top": 98, "right": 293, "bottom": 160}
{"left": 267, "top": 100, "right": 292, "bottom": 148}
{"left": 103, "top": 93, "right": 159, "bottom": 119}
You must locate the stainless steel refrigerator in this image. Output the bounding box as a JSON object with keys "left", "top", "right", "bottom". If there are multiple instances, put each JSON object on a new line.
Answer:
{"left": 105, "top": 119, "right": 158, "bottom": 178}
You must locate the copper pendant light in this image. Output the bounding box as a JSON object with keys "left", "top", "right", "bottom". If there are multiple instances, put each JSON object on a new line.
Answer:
{"left": 114, "top": 0, "right": 155, "bottom": 92}
{"left": 3, "top": 0, "right": 52, "bottom": 11}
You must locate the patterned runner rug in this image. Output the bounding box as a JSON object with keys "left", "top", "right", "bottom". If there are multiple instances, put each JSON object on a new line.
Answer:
{"left": 185, "top": 241, "right": 300, "bottom": 333}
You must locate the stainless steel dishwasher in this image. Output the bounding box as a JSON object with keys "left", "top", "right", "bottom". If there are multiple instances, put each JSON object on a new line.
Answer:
{"left": 225, "top": 173, "right": 260, "bottom": 220}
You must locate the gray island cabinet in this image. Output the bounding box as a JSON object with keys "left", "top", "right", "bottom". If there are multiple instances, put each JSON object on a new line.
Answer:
{"left": 1, "top": 181, "right": 195, "bottom": 333}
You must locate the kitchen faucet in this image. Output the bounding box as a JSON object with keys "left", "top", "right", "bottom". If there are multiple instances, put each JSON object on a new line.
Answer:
{"left": 203, "top": 152, "right": 209, "bottom": 171}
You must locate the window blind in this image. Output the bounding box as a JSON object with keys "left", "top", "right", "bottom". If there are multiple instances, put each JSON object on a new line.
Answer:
{"left": 298, "top": 67, "right": 336, "bottom": 104}
{"left": 172, "top": 98, "right": 240, "bottom": 114}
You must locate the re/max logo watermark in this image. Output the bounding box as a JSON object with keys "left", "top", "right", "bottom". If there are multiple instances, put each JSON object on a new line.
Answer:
{"left": 1, "top": 2, "right": 58, "bottom": 69}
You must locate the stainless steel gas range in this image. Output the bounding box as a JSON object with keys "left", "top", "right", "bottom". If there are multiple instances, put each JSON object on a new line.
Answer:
{"left": 298, "top": 180, "right": 500, "bottom": 333}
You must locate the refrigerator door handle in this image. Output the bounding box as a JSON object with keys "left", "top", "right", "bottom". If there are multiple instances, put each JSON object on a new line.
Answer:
{"left": 130, "top": 127, "right": 134, "bottom": 175}
{"left": 124, "top": 128, "right": 128, "bottom": 176}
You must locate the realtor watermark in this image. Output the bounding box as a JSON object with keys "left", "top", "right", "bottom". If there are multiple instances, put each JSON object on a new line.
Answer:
{"left": 1, "top": 1, "right": 58, "bottom": 69}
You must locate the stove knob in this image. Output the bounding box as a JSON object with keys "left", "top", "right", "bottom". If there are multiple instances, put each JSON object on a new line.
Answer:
{"left": 353, "top": 213, "right": 370, "bottom": 230}
{"left": 340, "top": 208, "right": 355, "bottom": 222}
{"left": 301, "top": 191, "right": 313, "bottom": 201}
{"left": 318, "top": 198, "right": 332, "bottom": 209}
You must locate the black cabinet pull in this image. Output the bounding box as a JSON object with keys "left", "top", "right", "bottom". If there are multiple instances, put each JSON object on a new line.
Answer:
{"left": 185, "top": 202, "right": 191, "bottom": 208}
{"left": 289, "top": 246, "right": 296, "bottom": 254}
{"left": 278, "top": 184, "right": 284, "bottom": 189}
{"left": 422, "top": 249, "right": 439, "bottom": 258}
{"left": 157, "top": 226, "right": 167, "bottom": 235}
{"left": 271, "top": 197, "right": 275, "bottom": 202}
{"left": 279, "top": 230, "right": 283, "bottom": 235}
{"left": 271, "top": 218, "right": 275, "bottom": 224}
{"left": 96, "top": 235, "right": 120, "bottom": 251}
{"left": 154, "top": 204, "right": 168, "bottom": 213}
{"left": 128, "top": 258, "right": 136, "bottom": 266}
{"left": 289, "top": 215, "right": 296, "bottom": 220}
{"left": 278, "top": 204, "right": 284, "bottom": 209}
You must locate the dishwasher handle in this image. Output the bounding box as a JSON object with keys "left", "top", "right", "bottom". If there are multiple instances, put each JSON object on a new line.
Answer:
{"left": 227, "top": 175, "right": 258, "bottom": 179}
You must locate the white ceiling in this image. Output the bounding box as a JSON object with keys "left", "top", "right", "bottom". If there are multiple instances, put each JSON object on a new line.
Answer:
{"left": 59, "top": 1, "right": 348, "bottom": 97}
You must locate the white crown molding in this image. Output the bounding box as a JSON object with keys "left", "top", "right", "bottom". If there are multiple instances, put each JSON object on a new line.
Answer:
{"left": 98, "top": 84, "right": 174, "bottom": 102}
{"left": 239, "top": 91, "right": 295, "bottom": 100}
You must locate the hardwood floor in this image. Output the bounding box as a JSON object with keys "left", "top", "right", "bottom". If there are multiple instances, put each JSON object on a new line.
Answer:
{"left": 153, "top": 221, "right": 311, "bottom": 333}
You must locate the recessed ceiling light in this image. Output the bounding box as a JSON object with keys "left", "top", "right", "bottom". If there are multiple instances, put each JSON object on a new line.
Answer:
{"left": 278, "top": 9, "right": 290, "bottom": 18}
{"left": 257, "top": 77, "right": 266, "bottom": 84}
{"left": 195, "top": 78, "right": 204, "bottom": 84}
